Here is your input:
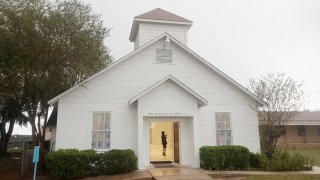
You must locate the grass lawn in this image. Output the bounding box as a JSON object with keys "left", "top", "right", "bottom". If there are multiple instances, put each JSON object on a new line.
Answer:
{"left": 282, "top": 148, "right": 320, "bottom": 166}
{"left": 244, "top": 174, "right": 320, "bottom": 180}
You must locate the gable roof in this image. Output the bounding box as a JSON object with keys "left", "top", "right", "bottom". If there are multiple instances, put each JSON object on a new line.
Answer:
{"left": 128, "top": 74, "right": 208, "bottom": 107}
{"left": 129, "top": 8, "right": 193, "bottom": 42}
{"left": 48, "top": 33, "right": 266, "bottom": 106}
{"left": 135, "top": 8, "right": 192, "bottom": 23}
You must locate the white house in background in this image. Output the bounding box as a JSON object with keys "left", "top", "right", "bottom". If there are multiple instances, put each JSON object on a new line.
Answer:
{"left": 48, "top": 8, "right": 266, "bottom": 169}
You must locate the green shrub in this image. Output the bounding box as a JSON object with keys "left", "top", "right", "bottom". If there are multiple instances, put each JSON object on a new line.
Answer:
{"left": 46, "top": 149, "right": 93, "bottom": 179}
{"left": 46, "top": 149, "right": 137, "bottom": 179}
{"left": 199, "top": 146, "right": 313, "bottom": 172}
{"left": 249, "top": 152, "right": 260, "bottom": 169}
{"left": 200, "top": 145, "right": 251, "bottom": 170}
{"left": 249, "top": 152, "right": 269, "bottom": 170}
{"left": 260, "top": 150, "right": 313, "bottom": 171}
{"left": 95, "top": 149, "right": 137, "bottom": 175}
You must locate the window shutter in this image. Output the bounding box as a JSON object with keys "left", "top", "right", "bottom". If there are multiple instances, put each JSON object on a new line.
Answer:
{"left": 155, "top": 49, "right": 172, "bottom": 63}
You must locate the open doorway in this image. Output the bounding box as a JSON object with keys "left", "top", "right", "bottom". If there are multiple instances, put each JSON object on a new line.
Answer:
{"left": 150, "top": 122, "right": 180, "bottom": 163}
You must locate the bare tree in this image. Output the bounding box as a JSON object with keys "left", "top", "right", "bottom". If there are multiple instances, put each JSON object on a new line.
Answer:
{"left": 249, "top": 73, "right": 305, "bottom": 154}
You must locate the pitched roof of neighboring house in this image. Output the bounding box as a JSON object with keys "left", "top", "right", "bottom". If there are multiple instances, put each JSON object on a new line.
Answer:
{"left": 295, "top": 111, "right": 320, "bottom": 120}
{"left": 48, "top": 33, "right": 267, "bottom": 106}
{"left": 135, "top": 8, "right": 192, "bottom": 23}
{"left": 289, "top": 111, "right": 320, "bottom": 125}
{"left": 129, "top": 74, "right": 208, "bottom": 107}
{"left": 47, "top": 107, "right": 57, "bottom": 126}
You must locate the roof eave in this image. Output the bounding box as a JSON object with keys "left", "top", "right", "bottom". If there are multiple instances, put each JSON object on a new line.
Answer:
{"left": 129, "top": 20, "right": 138, "bottom": 42}
{"left": 50, "top": 32, "right": 265, "bottom": 107}
{"left": 49, "top": 33, "right": 170, "bottom": 105}
{"left": 258, "top": 100, "right": 268, "bottom": 107}
{"left": 128, "top": 74, "right": 208, "bottom": 107}
{"left": 134, "top": 18, "right": 193, "bottom": 25}
{"left": 166, "top": 35, "right": 266, "bottom": 107}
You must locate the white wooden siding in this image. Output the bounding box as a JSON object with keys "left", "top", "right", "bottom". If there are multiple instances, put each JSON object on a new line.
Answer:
{"left": 138, "top": 80, "right": 198, "bottom": 116}
{"left": 55, "top": 38, "right": 260, "bottom": 167}
{"left": 134, "top": 31, "right": 140, "bottom": 50}
{"left": 136, "top": 22, "right": 188, "bottom": 47}
{"left": 50, "top": 127, "right": 56, "bottom": 151}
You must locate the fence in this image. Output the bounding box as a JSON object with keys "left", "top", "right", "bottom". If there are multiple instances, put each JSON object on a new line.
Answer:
{"left": 8, "top": 140, "right": 51, "bottom": 151}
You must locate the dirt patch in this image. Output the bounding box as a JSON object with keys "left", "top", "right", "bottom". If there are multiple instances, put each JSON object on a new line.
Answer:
{"left": 0, "top": 151, "right": 48, "bottom": 180}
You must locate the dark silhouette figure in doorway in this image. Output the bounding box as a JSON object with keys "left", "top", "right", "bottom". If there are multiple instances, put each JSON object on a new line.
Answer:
{"left": 161, "top": 131, "right": 167, "bottom": 156}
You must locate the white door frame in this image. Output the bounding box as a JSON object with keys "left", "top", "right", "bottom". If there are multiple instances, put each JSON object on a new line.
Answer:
{"left": 142, "top": 116, "right": 194, "bottom": 168}
{"left": 148, "top": 120, "right": 179, "bottom": 163}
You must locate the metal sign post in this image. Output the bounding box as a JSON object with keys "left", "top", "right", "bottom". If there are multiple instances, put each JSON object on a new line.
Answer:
{"left": 33, "top": 146, "right": 40, "bottom": 180}
{"left": 21, "top": 138, "right": 28, "bottom": 177}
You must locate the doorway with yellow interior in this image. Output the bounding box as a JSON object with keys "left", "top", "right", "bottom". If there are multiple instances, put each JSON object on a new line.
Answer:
{"left": 150, "top": 121, "right": 180, "bottom": 163}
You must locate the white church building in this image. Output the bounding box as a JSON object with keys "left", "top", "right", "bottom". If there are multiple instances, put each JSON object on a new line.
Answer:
{"left": 48, "top": 8, "right": 265, "bottom": 169}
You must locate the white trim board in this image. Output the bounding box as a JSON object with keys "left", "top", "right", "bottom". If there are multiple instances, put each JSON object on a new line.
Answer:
{"left": 128, "top": 74, "right": 208, "bottom": 107}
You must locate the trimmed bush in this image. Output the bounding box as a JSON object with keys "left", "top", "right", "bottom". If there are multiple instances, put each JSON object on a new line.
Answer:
{"left": 46, "top": 149, "right": 137, "bottom": 179}
{"left": 45, "top": 149, "right": 95, "bottom": 179}
{"left": 249, "top": 152, "right": 269, "bottom": 170}
{"left": 94, "top": 150, "right": 138, "bottom": 175}
{"left": 200, "top": 146, "right": 313, "bottom": 171}
{"left": 200, "top": 145, "right": 251, "bottom": 170}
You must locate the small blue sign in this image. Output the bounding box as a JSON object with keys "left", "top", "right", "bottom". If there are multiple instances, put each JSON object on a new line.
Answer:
{"left": 33, "top": 146, "right": 40, "bottom": 163}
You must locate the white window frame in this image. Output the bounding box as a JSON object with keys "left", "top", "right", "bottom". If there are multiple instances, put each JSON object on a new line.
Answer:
{"left": 215, "top": 112, "right": 232, "bottom": 146}
{"left": 91, "top": 111, "right": 111, "bottom": 151}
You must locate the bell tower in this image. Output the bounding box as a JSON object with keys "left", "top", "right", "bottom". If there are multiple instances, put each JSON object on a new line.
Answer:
{"left": 129, "top": 8, "right": 193, "bottom": 50}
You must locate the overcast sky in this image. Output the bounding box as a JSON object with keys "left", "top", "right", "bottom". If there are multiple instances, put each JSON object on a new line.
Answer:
{"left": 85, "top": 0, "right": 320, "bottom": 109}
{"left": 13, "top": 0, "right": 320, "bottom": 135}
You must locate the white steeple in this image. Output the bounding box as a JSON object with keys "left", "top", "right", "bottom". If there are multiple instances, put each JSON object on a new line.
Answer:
{"left": 129, "top": 8, "right": 193, "bottom": 50}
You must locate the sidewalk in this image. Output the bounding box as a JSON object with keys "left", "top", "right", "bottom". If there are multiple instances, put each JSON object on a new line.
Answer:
{"left": 148, "top": 166, "right": 212, "bottom": 180}
{"left": 83, "top": 166, "right": 320, "bottom": 180}
{"left": 147, "top": 166, "right": 320, "bottom": 180}
{"left": 82, "top": 170, "right": 153, "bottom": 180}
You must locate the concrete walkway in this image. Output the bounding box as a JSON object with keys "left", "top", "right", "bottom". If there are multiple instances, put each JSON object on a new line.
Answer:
{"left": 82, "top": 170, "right": 153, "bottom": 180}
{"left": 147, "top": 165, "right": 320, "bottom": 180}
{"left": 148, "top": 166, "right": 213, "bottom": 180}
{"left": 83, "top": 166, "right": 320, "bottom": 180}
